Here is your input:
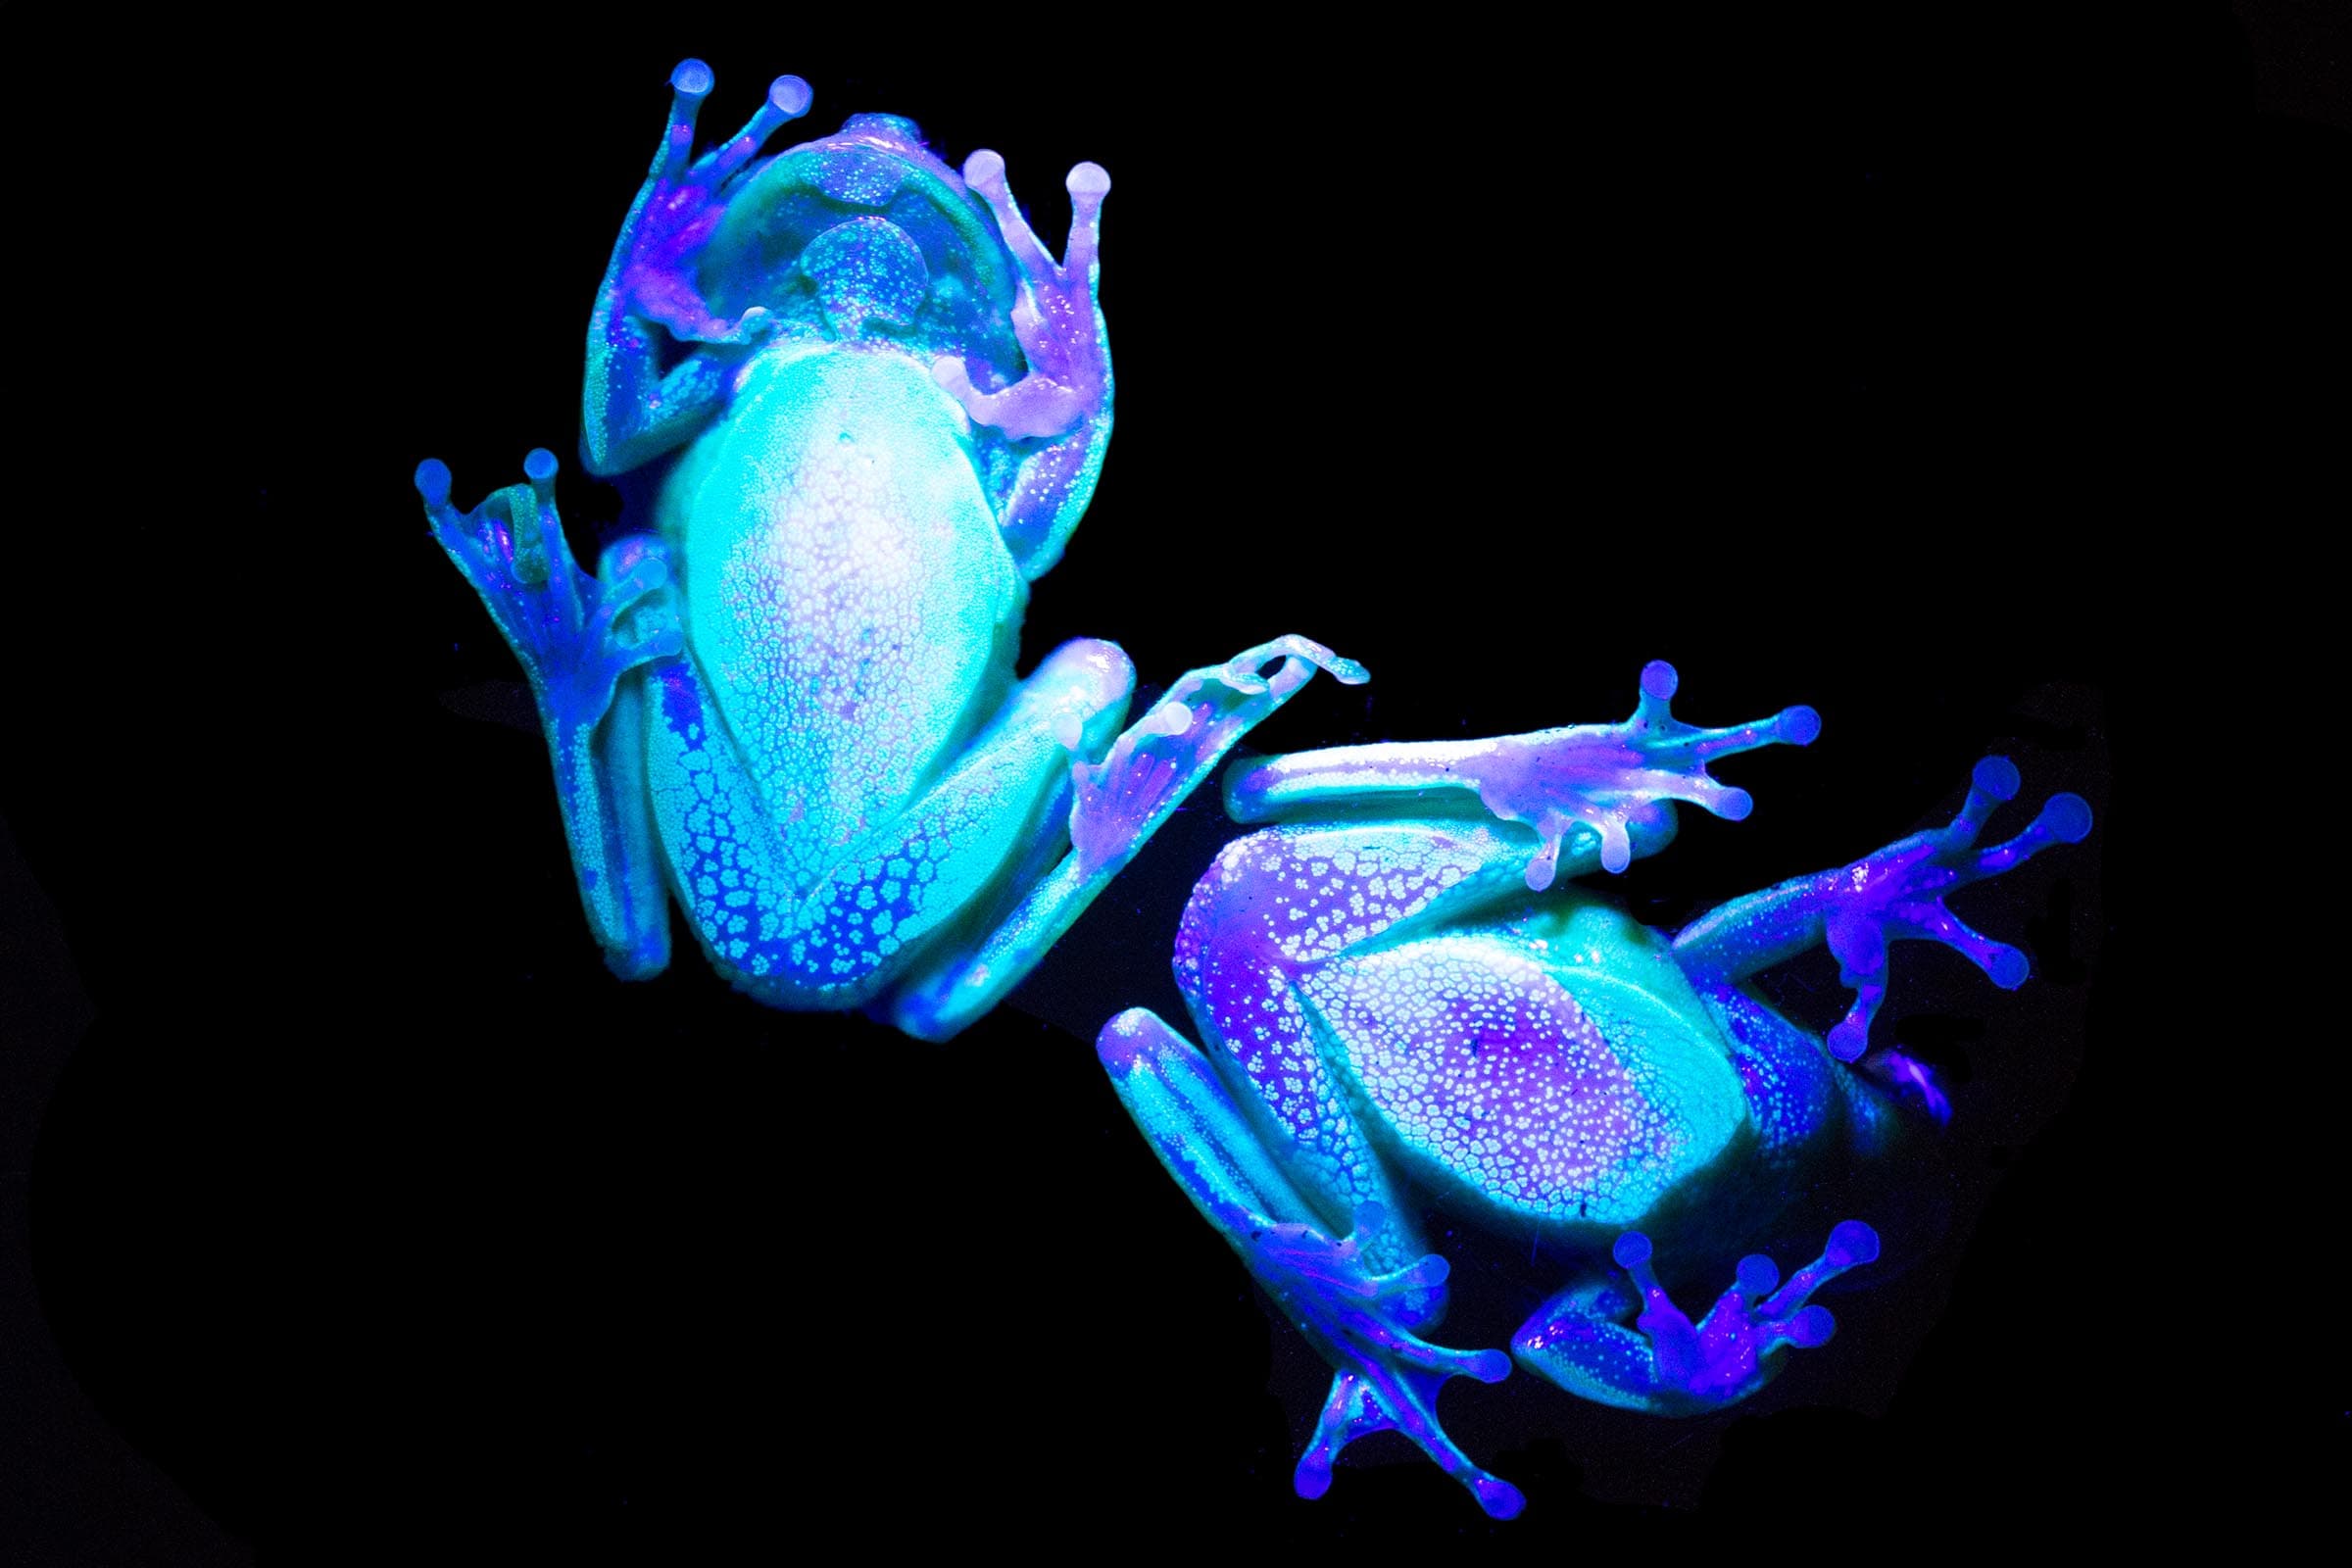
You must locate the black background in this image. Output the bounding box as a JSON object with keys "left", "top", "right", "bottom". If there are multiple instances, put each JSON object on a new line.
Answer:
{"left": 4, "top": 5, "right": 2341, "bottom": 1558}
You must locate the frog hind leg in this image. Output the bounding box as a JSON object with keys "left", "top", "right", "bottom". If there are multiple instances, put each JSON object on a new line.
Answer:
{"left": 1512, "top": 1221, "right": 1881, "bottom": 1415}
{"left": 1097, "top": 1008, "right": 1524, "bottom": 1519}
{"left": 417, "top": 451, "right": 678, "bottom": 977}
{"left": 931, "top": 151, "right": 1113, "bottom": 579}
{"left": 888, "top": 636, "right": 1366, "bottom": 1038}
{"left": 1672, "top": 757, "right": 2094, "bottom": 1061}
{"left": 639, "top": 632, "right": 1358, "bottom": 1035}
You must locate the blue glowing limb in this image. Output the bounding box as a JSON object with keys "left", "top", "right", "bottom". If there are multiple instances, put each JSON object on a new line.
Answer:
{"left": 1513, "top": 1221, "right": 1880, "bottom": 1415}
{"left": 1098, "top": 1009, "right": 1522, "bottom": 1520}
{"left": 1227, "top": 660, "right": 1819, "bottom": 889}
{"left": 645, "top": 636, "right": 1127, "bottom": 1019}
{"left": 582, "top": 61, "right": 812, "bottom": 474}
{"left": 1673, "top": 757, "right": 2093, "bottom": 1059}
{"left": 416, "top": 452, "right": 677, "bottom": 976}
{"left": 931, "top": 152, "right": 1115, "bottom": 578}
{"left": 891, "top": 637, "right": 1366, "bottom": 1038}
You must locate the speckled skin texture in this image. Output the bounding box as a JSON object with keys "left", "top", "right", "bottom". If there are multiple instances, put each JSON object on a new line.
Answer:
{"left": 417, "top": 64, "right": 1361, "bottom": 1039}
{"left": 1099, "top": 664, "right": 2090, "bottom": 1517}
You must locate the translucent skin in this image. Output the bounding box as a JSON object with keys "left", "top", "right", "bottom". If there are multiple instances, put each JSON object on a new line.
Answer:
{"left": 1098, "top": 662, "right": 2091, "bottom": 1518}
{"left": 417, "top": 64, "right": 1362, "bottom": 1040}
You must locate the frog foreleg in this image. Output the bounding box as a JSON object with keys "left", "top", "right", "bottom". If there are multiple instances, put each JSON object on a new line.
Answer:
{"left": 1511, "top": 1222, "right": 1880, "bottom": 1415}
{"left": 1672, "top": 757, "right": 2093, "bottom": 1060}
{"left": 582, "top": 62, "right": 811, "bottom": 475}
{"left": 931, "top": 152, "right": 1112, "bottom": 578}
{"left": 1227, "top": 660, "right": 1819, "bottom": 887}
{"left": 1097, "top": 1008, "right": 1522, "bottom": 1520}
{"left": 416, "top": 452, "right": 679, "bottom": 977}
{"left": 888, "top": 637, "right": 1368, "bottom": 1038}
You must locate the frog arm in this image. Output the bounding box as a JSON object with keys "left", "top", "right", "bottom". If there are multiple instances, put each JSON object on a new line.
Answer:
{"left": 887, "top": 637, "right": 1364, "bottom": 1039}
{"left": 930, "top": 154, "right": 1113, "bottom": 580}
{"left": 988, "top": 406, "right": 1112, "bottom": 582}
{"left": 1096, "top": 1008, "right": 1522, "bottom": 1519}
{"left": 1226, "top": 661, "right": 1820, "bottom": 890}
{"left": 580, "top": 307, "right": 740, "bottom": 476}
{"left": 581, "top": 63, "right": 812, "bottom": 476}
{"left": 1671, "top": 756, "right": 2093, "bottom": 1060}
{"left": 1511, "top": 1223, "right": 1880, "bottom": 1416}
{"left": 417, "top": 454, "right": 675, "bottom": 977}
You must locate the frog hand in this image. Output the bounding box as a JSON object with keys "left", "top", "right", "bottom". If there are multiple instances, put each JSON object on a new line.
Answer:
{"left": 610, "top": 61, "right": 811, "bottom": 344}
{"left": 1228, "top": 1201, "right": 1521, "bottom": 1520}
{"left": 416, "top": 451, "right": 681, "bottom": 732}
{"left": 1068, "top": 637, "right": 1368, "bottom": 876}
{"left": 1477, "top": 660, "right": 1822, "bottom": 890}
{"left": 932, "top": 152, "right": 1111, "bottom": 441}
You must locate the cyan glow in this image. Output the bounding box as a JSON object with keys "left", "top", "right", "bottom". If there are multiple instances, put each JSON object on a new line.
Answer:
{"left": 417, "top": 62, "right": 2092, "bottom": 1524}
{"left": 418, "top": 61, "right": 1360, "bottom": 1041}
{"left": 1101, "top": 662, "right": 2090, "bottom": 1518}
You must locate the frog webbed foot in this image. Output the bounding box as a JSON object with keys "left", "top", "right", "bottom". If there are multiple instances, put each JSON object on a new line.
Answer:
{"left": 1224, "top": 1202, "right": 1523, "bottom": 1520}
{"left": 416, "top": 450, "right": 681, "bottom": 731}
{"left": 1512, "top": 1222, "right": 1880, "bottom": 1415}
{"left": 1813, "top": 758, "right": 2095, "bottom": 1060}
{"left": 932, "top": 151, "right": 1111, "bottom": 442}
{"left": 1068, "top": 637, "right": 1369, "bottom": 876}
{"left": 1480, "top": 661, "right": 1821, "bottom": 889}
{"left": 614, "top": 61, "right": 812, "bottom": 344}
{"left": 1098, "top": 1009, "right": 1518, "bottom": 1518}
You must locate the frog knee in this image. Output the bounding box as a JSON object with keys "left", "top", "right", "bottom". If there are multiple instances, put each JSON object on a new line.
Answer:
{"left": 1030, "top": 637, "right": 1134, "bottom": 710}
{"left": 1023, "top": 637, "right": 1134, "bottom": 754}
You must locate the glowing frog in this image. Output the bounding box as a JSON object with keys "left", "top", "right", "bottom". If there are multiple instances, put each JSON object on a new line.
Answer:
{"left": 1097, "top": 661, "right": 2092, "bottom": 1517}
{"left": 414, "top": 61, "right": 1359, "bottom": 1037}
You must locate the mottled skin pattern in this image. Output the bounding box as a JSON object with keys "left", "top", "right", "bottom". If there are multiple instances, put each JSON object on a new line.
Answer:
{"left": 417, "top": 63, "right": 1362, "bottom": 1040}
{"left": 1099, "top": 662, "right": 2091, "bottom": 1517}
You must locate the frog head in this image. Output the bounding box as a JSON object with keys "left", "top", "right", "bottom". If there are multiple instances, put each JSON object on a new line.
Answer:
{"left": 698, "top": 112, "right": 1025, "bottom": 383}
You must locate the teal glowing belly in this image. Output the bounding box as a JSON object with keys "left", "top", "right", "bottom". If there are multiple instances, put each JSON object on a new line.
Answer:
{"left": 664, "top": 347, "right": 1020, "bottom": 875}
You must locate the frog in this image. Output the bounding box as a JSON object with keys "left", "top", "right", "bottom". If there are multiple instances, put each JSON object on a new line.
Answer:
{"left": 1096, "top": 660, "right": 2092, "bottom": 1518}
{"left": 413, "top": 60, "right": 1361, "bottom": 1039}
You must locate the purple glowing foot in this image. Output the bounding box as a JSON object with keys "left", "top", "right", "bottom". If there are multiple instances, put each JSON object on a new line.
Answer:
{"left": 931, "top": 150, "right": 1110, "bottom": 441}
{"left": 614, "top": 60, "right": 813, "bottom": 344}
{"left": 1480, "top": 661, "right": 1821, "bottom": 888}
{"left": 1069, "top": 637, "right": 1367, "bottom": 876}
{"left": 1512, "top": 1222, "right": 1880, "bottom": 1415}
{"left": 1815, "top": 758, "right": 2094, "bottom": 1060}
{"left": 416, "top": 451, "right": 681, "bottom": 731}
{"left": 1232, "top": 1202, "right": 1521, "bottom": 1520}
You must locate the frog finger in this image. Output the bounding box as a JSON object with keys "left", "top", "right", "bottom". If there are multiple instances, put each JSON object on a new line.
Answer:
{"left": 961, "top": 149, "right": 1062, "bottom": 282}
{"left": 655, "top": 59, "right": 715, "bottom": 182}
{"left": 1217, "top": 634, "right": 1371, "bottom": 696}
{"left": 1062, "top": 161, "right": 1111, "bottom": 284}
{"left": 696, "top": 74, "right": 812, "bottom": 186}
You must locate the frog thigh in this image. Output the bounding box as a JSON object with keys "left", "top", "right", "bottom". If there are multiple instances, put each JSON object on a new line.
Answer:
{"left": 1295, "top": 934, "right": 1749, "bottom": 1231}
{"left": 639, "top": 647, "right": 1089, "bottom": 1010}
{"left": 1172, "top": 821, "right": 1537, "bottom": 1264}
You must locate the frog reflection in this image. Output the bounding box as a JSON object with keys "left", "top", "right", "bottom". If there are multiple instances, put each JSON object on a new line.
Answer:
{"left": 416, "top": 61, "right": 1358, "bottom": 1038}
{"left": 1099, "top": 662, "right": 2091, "bottom": 1517}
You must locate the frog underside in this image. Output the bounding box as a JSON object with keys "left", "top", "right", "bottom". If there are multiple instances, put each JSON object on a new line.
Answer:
{"left": 418, "top": 61, "right": 1366, "bottom": 1038}
{"left": 1291, "top": 930, "right": 1749, "bottom": 1234}
{"left": 416, "top": 60, "right": 2093, "bottom": 1529}
{"left": 1099, "top": 663, "right": 2090, "bottom": 1518}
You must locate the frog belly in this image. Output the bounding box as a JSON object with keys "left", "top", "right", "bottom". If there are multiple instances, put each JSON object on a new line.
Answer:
{"left": 1301, "top": 934, "right": 1748, "bottom": 1228}
{"left": 663, "top": 349, "right": 1021, "bottom": 880}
